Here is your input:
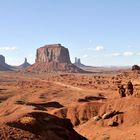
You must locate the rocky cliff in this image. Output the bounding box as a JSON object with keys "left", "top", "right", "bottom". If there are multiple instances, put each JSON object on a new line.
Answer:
{"left": 36, "top": 44, "right": 71, "bottom": 64}
{"left": 27, "top": 44, "right": 84, "bottom": 73}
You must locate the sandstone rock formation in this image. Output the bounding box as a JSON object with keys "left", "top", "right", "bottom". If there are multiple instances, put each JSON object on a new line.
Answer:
{"left": 74, "top": 57, "right": 86, "bottom": 67}
{"left": 36, "top": 44, "right": 71, "bottom": 64}
{"left": 0, "top": 55, "right": 12, "bottom": 71}
{"left": 19, "top": 58, "right": 31, "bottom": 69}
{"left": 28, "top": 44, "right": 84, "bottom": 73}
{"left": 132, "top": 65, "right": 140, "bottom": 71}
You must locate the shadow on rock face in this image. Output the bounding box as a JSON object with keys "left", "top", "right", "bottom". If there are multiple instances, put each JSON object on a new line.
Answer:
{"left": 78, "top": 95, "right": 106, "bottom": 102}
{"left": 15, "top": 100, "right": 64, "bottom": 111}
{"left": 7, "top": 112, "right": 87, "bottom": 140}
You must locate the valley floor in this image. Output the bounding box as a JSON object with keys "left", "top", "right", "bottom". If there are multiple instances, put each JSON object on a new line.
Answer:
{"left": 0, "top": 71, "right": 140, "bottom": 139}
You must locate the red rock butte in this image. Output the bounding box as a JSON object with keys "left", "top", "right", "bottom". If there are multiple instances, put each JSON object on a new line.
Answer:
{"left": 36, "top": 44, "right": 71, "bottom": 64}
{"left": 27, "top": 44, "right": 84, "bottom": 73}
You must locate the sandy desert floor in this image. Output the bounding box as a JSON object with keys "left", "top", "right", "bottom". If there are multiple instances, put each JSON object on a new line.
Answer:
{"left": 0, "top": 71, "right": 140, "bottom": 140}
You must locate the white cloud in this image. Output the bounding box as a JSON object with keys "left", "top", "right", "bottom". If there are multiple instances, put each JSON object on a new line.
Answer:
{"left": 95, "top": 46, "right": 104, "bottom": 51}
{"left": 0, "top": 47, "right": 17, "bottom": 51}
{"left": 110, "top": 51, "right": 135, "bottom": 57}
{"left": 111, "top": 52, "right": 121, "bottom": 57}
{"left": 123, "top": 51, "right": 134, "bottom": 56}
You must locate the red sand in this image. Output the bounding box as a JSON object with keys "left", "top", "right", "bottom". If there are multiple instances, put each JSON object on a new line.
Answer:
{"left": 0, "top": 71, "right": 140, "bottom": 139}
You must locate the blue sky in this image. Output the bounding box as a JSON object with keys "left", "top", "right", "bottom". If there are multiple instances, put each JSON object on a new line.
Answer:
{"left": 0, "top": 0, "right": 140, "bottom": 66}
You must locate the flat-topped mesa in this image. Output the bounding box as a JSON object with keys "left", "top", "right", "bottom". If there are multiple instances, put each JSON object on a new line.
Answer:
{"left": 36, "top": 44, "right": 71, "bottom": 64}
{"left": 27, "top": 44, "right": 85, "bottom": 73}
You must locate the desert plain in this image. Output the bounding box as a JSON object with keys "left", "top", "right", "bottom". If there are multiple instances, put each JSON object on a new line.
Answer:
{"left": 0, "top": 68, "right": 140, "bottom": 140}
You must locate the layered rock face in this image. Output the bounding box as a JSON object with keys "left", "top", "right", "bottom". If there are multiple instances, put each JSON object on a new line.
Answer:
{"left": 28, "top": 44, "right": 84, "bottom": 73}
{"left": 36, "top": 44, "right": 71, "bottom": 64}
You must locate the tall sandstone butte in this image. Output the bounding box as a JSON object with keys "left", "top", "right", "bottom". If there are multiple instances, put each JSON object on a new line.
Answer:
{"left": 28, "top": 44, "right": 84, "bottom": 73}
{"left": 36, "top": 44, "right": 71, "bottom": 64}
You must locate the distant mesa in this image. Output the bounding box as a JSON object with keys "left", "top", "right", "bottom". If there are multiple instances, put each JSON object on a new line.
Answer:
{"left": 0, "top": 55, "right": 31, "bottom": 71}
{"left": 18, "top": 58, "right": 31, "bottom": 69}
{"left": 0, "top": 55, "right": 12, "bottom": 71}
{"left": 74, "top": 57, "right": 87, "bottom": 67}
{"left": 27, "top": 44, "right": 84, "bottom": 73}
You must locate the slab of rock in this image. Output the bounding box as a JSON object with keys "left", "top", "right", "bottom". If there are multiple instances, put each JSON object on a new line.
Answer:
{"left": 93, "top": 115, "right": 101, "bottom": 121}
{"left": 102, "top": 111, "right": 116, "bottom": 119}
